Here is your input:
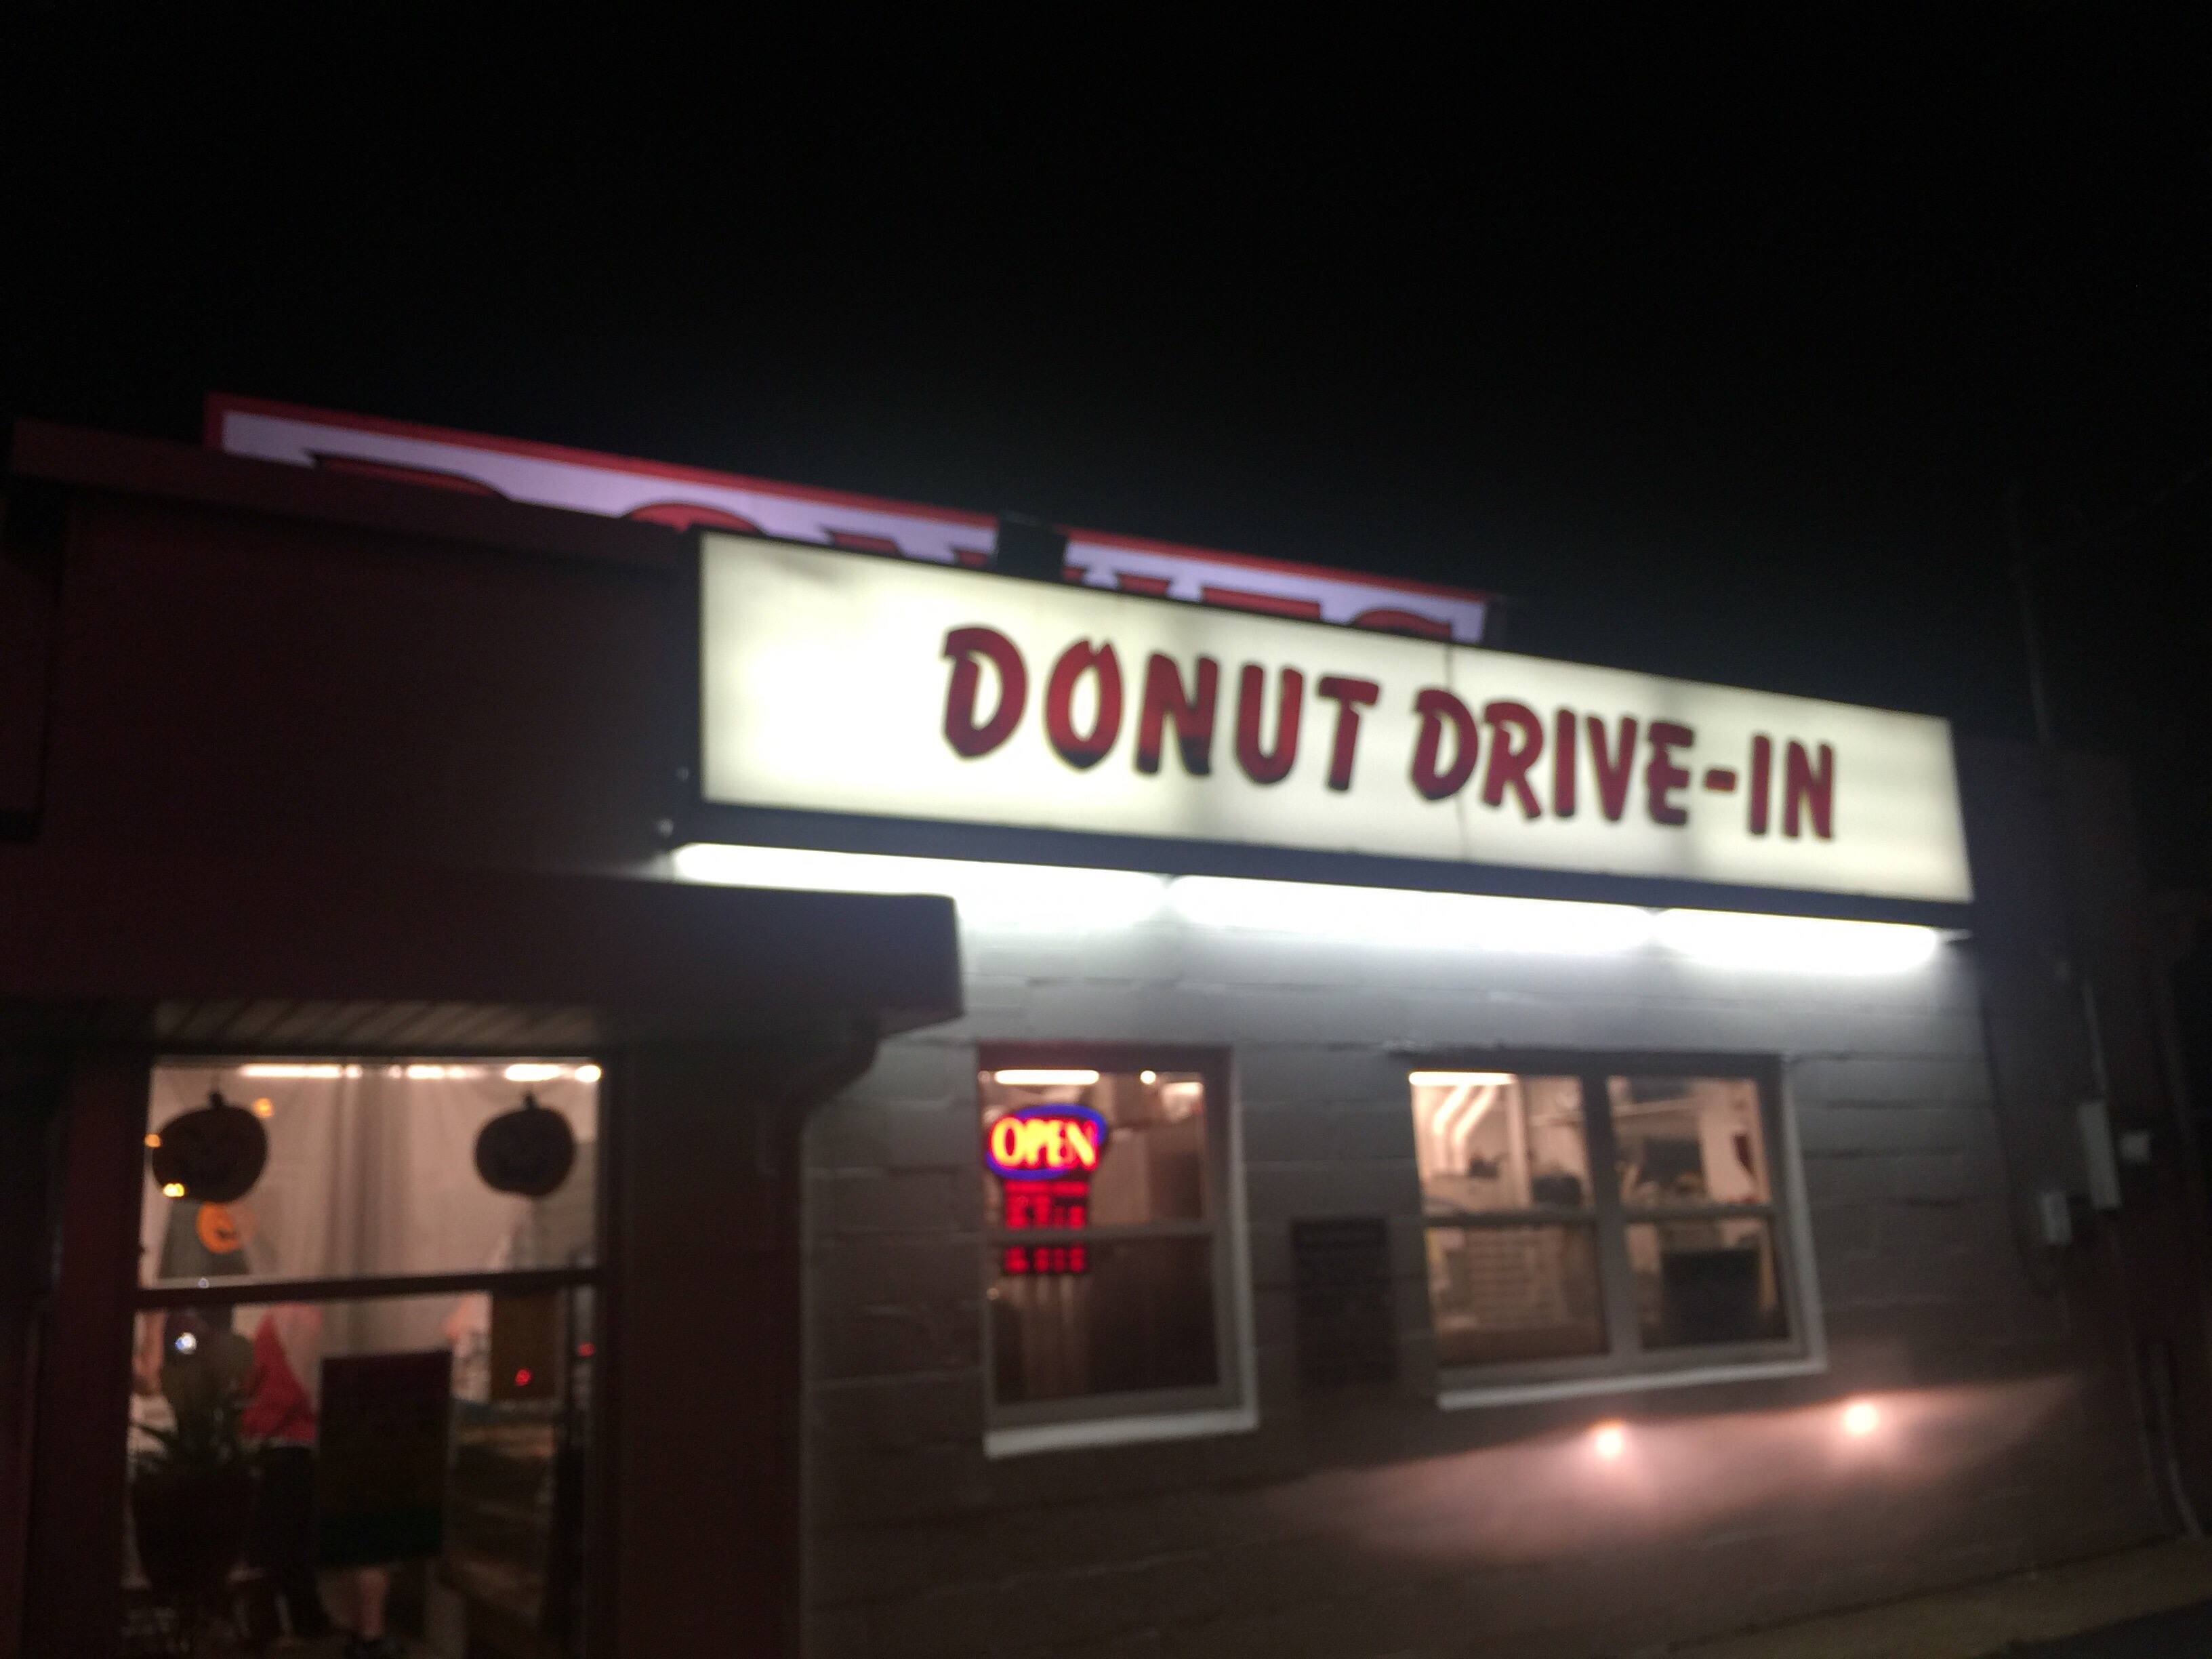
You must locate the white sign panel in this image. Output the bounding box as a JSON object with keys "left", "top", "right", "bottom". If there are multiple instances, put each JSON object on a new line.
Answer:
{"left": 698, "top": 535, "right": 1972, "bottom": 905}
{"left": 209, "top": 394, "right": 1489, "bottom": 640}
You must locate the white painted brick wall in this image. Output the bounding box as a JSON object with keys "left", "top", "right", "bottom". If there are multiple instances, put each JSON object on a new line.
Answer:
{"left": 802, "top": 903, "right": 2165, "bottom": 1658}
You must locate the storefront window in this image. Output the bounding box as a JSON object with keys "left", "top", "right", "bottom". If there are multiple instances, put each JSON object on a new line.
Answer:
{"left": 979, "top": 1052, "right": 1243, "bottom": 1435}
{"left": 1410, "top": 1059, "right": 1806, "bottom": 1392}
{"left": 125, "top": 1060, "right": 600, "bottom": 1656}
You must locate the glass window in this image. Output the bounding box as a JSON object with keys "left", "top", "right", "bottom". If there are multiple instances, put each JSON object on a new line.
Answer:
{"left": 1409, "top": 1061, "right": 1805, "bottom": 1389}
{"left": 979, "top": 1054, "right": 1241, "bottom": 1431}
{"left": 125, "top": 1059, "right": 601, "bottom": 1656}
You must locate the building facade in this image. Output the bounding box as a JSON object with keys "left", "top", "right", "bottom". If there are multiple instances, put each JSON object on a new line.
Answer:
{"left": 4, "top": 419, "right": 2210, "bottom": 1658}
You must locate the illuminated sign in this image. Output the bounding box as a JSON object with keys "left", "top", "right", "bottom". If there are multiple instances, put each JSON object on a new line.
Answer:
{"left": 985, "top": 1104, "right": 1111, "bottom": 1180}
{"left": 699, "top": 535, "right": 1973, "bottom": 906}
{"left": 207, "top": 394, "right": 1491, "bottom": 640}
{"left": 986, "top": 1105, "right": 1111, "bottom": 1277}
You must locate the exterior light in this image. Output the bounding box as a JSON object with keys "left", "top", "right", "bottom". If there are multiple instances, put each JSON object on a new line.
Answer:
{"left": 1591, "top": 1420, "right": 1628, "bottom": 1460}
{"left": 1167, "top": 877, "right": 1655, "bottom": 954}
{"left": 1654, "top": 910, "right": 1942, "bottom": 973}
{"left": 672, "top": 844, "right": 1168, "bottom": 931}
{"left": 161, "top": 1182, "right": 186, "bottom": 1198}
{"left": 991, "top": 1069, "right": 1101, "bottom": 1087}
{"left": 144, "top": 1132, "right": 162, "bottom": 1149}
{"left": 574, "top": 1063, "right": 602, "bottom": 1084}
{"left": 1842, "top": 1399, "right": 1879, "bottom": 1437}
{"left": 1408, "top": 1071, "right": 1517, "bottom": 1088}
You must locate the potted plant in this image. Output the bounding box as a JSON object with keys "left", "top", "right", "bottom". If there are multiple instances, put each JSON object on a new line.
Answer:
{"left": 131, "top": 1344, "right": 260, "bottom": 1652}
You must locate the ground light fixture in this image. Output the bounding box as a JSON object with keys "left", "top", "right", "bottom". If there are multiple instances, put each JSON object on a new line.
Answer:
{"left": 672, "top": 845, "right": 1953, "bottom": 972}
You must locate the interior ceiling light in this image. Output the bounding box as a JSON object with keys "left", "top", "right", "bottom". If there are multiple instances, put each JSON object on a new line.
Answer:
{"left": 504, "top": 1063, "right": 563, "bottom": 1082}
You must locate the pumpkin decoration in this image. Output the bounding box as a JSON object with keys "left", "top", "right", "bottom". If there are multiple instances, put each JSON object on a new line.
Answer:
{"left": 475, "top": 1092, "right": 575, "bottom": 1197}
{"left": 149, "top": 1090, "right": 268, "bottom": 1204}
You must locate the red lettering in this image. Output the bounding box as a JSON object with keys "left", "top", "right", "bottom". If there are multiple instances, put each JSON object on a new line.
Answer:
{"left": 1350, "top": 607, "right": 1450, "bottom": 640}
{"left": 1646, "top": 721, "right": 1694, "bottom": 826}
{"left": 942, "top": 626, "right": 1027, "bottom": 758}
{"left": 1748, "top": 735, "right": 1774, "bottom": 835}
{"left": 1315, "top": 676, "right": 1381, "bottom": 792}
{"left": 1135, "top": 652, "right": 1219, "bottom": 776}
{"left": 1235, "top": 665, "right": 1303, "bottom": 784}
{"left": 1784, "top": 740, "right": 1835, "bottom": 838}
{"left": 1586, "top": 715, "right": 1640, "bottom": 821}
{"left": 1411, "top": 689, "right": 1480, "bottom": 800}
{"left": 1043, "top": 641, "right": 1124, "bottom": 770}
{"left": 1481, "top": 699, "right": 1545, "bottom": 818}
{"left": 1553, "top": 708, "right": 1579, "bottom": 818}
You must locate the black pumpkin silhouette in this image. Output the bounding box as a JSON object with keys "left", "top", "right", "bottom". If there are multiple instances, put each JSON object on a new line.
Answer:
{"left": 475, "top": 1092, "right": 575, "bottom": 1197}
{"left": 149, "top": 1091, "right": 268, "bottom": 1204}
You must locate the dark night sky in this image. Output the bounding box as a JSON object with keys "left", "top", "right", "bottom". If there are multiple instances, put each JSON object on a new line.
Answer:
{"left": 7, "top": 12, "right": 2211, "bottom": 882}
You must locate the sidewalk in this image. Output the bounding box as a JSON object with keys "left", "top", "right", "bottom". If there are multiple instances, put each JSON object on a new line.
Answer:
{"left": 1669, "top": 1540, "right": 2212, "bottom": 1659}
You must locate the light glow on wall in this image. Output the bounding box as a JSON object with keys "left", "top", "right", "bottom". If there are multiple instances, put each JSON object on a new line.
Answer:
{"left": 672, "top": 844, "right": 1950, "bottom": 972}
{"left": 1166, "top": 877, "right": 1660, "bottom": 954}
{"left": 672, "top": 842, "right": 1169, "bottom": 931}
{"left": 1654, "top": 909, "right": 1942, "bottom": 972}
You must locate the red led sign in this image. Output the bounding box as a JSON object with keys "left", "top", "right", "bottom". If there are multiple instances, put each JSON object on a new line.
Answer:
{"left": 987, "top": 1105, "right": 1111, "bottom": 1277}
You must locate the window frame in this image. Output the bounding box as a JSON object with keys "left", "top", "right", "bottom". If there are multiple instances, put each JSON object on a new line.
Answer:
{"left": 1406, "top": 1048, "right": 1826, "bottom": 1406}
{"left": 975, "top": 1042, "right": 1254, "bottom": 1454}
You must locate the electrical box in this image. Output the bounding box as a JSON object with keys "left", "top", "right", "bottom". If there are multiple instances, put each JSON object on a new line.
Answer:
{"left": 2077, "top": 1099, "right": 2123, "bottom": 1212}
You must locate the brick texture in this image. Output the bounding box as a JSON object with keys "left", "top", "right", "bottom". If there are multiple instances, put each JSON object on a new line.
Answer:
{"left": 800, "top": 904, "right": 2169, "bottom": 1656}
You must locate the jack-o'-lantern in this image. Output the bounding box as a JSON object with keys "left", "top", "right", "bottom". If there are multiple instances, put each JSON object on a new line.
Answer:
{"left": 475, "top": 1092, "right": 575, "bottom": 1197}
{"left": 149, "top": 1091, "right": 268, "bottom": 1204}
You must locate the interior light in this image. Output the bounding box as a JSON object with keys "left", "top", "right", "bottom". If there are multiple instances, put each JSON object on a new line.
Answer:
{"left": 173, "top": 1332, "right": 198, "bottom": 1355}
{"left": 1140, "top": 1069, "right": 1158, "bottom": 1085}
{"left": 672, "top": 843, "right": 1168, "bottom": 930}
{"left": 1167, "top": 877, "right": 1656, "bottom": 954}
{"left": 144, "top": 1132, "right": 162, "bottom": 1149}
{"left": 992, "top": 1068, "right": 1101, "bottom": 1087}
{"left": 161, "top": 1181, "right": 186, "bottom": 1198}
{"left": 1591, "top": 1420, "right": 1628, "bottom": 1460}
{"left": 1841, "top": 1399, "right": 1880, "bottom": 1437}
{"left": 251, "top": 1097, "right": 275, "bottom": 1118}
{"left": 1654, "top": 909, "right": 1943, "bottom": 972}
{"left": 240, "top": 1063, "right": 346, "bottom": 1079}
{"left": 574, "top": 1063, "right": 602, "bottom": 1084}
{"left": 514, "top": 1368, "right": 533, "bottom": 1387}
{"left": 405, "top": 1063, "right": 483, "bottom": 1080}
{"left": 1408, "top": 1071, "right": 1517, "bottom": 1088}
{"left": 504, "top": 1063, "right": 562, "bottom": 1082}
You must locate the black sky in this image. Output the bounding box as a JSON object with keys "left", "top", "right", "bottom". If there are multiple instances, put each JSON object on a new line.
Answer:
{"left": 7, "top": 12, "right": 2211, "bottom": 881}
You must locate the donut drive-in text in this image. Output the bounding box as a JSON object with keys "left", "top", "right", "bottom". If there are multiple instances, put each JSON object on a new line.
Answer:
{"left": 942, "top": 625, "right": 1837, "bottom": 838}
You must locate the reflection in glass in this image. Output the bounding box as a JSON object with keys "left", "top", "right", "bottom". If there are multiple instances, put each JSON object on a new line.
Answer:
{"left": 1631, "top": 1218, "right": 1788, "bottom": 1349}
{"left": 1409, "top": 1074, "right": 1589, "bottom": 1215}
{"left": 991, "top": 1237, "right": 1219, "bottom": 1405}
{"left": 124, "top": 1290, "right": 594, "bottom": 1653}
{"left": 1609, "top": 1076, "right": 1769, "bottom": 1209}
{"left": 1425, "top": 1223, "right": 1607, "bottom": 1366}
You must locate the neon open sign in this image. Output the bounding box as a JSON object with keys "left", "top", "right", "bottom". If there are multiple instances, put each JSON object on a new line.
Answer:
{"left": 985, "top": 1104, "right": 1111, "bottom": 1181}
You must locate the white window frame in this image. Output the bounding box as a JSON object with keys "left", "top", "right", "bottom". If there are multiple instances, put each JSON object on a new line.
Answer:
{"left": 978, "top": 1044, "right": 1256, "bottom": 1458}
{"left": 1411, "top": 1050, "right": 1827, "bottom": 1410}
